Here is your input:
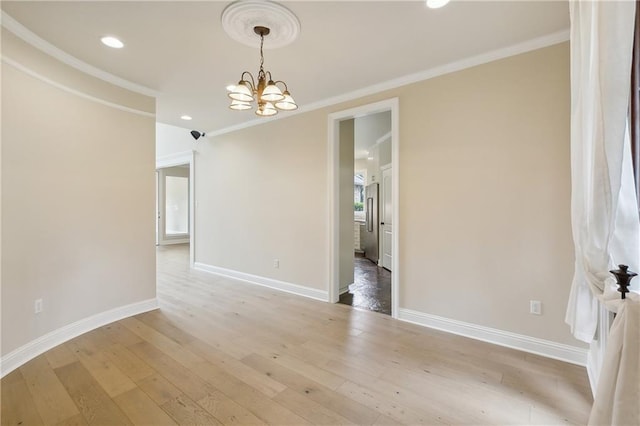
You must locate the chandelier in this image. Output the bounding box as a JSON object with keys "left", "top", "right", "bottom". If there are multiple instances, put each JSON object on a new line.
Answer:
{"left": 227, "top": 26, "right": 297, "bottom": 117}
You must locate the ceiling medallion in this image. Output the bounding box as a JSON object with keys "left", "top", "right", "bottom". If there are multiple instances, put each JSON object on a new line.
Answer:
{"left": 221, "top": 0, "right": 301, "bottom": 49}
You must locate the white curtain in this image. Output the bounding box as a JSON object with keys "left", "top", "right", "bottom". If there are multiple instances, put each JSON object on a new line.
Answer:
{"left": 588, "top": 297, "right": 640, "bottom": 425}
{"left": 567, "top": 1, "right": 640, "bottom": 424}
{"left": 565, "top": 0, "right": 639, "bottom": 343}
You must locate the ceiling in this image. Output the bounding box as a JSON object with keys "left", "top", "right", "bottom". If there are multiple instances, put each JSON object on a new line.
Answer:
{"left": 1, "top": 1, "right": 570, "bottom": 135}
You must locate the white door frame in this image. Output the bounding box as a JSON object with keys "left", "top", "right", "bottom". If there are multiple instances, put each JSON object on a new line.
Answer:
{"left": 156, "top": 150, "right": 195, "bottom": 266}
{"left": 327, "top": 98, "right": 400, "bottom": 318}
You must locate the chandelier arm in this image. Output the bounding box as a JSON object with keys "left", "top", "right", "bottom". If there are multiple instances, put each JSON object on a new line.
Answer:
{"left": 240, "top": 71, "right": 257, "bottom": 92}
{"left": 273, "top": 80, "right": 289, "bottom": 92}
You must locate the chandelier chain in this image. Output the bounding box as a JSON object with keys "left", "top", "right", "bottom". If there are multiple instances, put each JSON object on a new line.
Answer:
{"left": 259, "top": 33, "right": 265, "bottom": 73}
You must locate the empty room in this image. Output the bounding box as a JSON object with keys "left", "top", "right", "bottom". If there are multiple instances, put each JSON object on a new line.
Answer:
{"left": 2, "top": 1, "right": 638, "bottom": 425}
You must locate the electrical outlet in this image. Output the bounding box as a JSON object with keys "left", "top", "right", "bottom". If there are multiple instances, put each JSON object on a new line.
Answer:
{"left": 530, "top": 300, "right": 542, "bottom": 315}
{"left": 273, "top": 259, "right": 279, "bottom": 269}
{"left": 34, "top": 298, "right": 43, "bottom": 314}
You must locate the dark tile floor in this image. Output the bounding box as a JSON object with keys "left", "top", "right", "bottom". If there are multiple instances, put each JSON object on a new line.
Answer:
{"left": 338, "top": 255, "right": 391, "bottom": 315}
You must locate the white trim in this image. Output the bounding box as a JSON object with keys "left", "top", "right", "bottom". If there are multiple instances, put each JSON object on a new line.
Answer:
{"left": 194, "top": 262, "right": 328, "bottom": 302}
{"left": 159, "top": 238, "right": 189, "bottom": 245}
{"left": 327, "top": 98, "right": 400, "bottom": 319}
{"left": 2, "top": 57, "right": 155, "bottom": 118}
{"left": 156, "top": 151, "right": 195, "bottom": 266}
{"left": 206, "top": 30, "right": 569, "bottom": 138}
{"left": 1, "top": 11, "right": 158, "bottom": 97}
{"left": 156, "top": 151, "right": 194, "bottom": 169}
{"left": 0, "top": 298, "right": 158, "bottom": 378}
{"left": 398, "top": 308, "right": 588, "bottom": 367}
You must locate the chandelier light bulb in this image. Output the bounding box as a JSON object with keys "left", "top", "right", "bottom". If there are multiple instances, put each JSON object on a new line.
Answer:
{"left": 274, "top": 91, "right": 298, "bottom": 111}
{"left": 261, "top": 81, "right": 285, "bottom": 102}
{"left": 228, "top": 81, "right": 254, "bottom": 102}
{"left": 229, "top": 100, "right": 252, "bottom": 110}
{"left": 256, "top": 102, "right": 278, "bottom": 117}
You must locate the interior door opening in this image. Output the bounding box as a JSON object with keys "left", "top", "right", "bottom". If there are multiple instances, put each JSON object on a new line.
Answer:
{"left": 157, "top": 164, "right": 190, "bottom": 246}
{"left": 329, "top": 98, "right": 399, "bottom": 317}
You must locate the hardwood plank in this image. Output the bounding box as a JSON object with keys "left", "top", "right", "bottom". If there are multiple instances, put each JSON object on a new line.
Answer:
{"left": 45, "top": 344, "right": 79, "bottom": 370}
{"left": 1, "top": 373, "right": 45, "bottom": 425}
{"left": 54, "top": 361, "right": 132, "bottom": 425}
{"left": 113, "top": 388, "right": 177, "bottom": 425}
{"left": 55, "top": 413, "right": 89, "bottom": 426}
{"left": 101, "top": 343, "right": 155, "bottom": 382}
{"left": 185, "top": 338, "right": 287, "bottom": 398}
{"left": 373, "top": 414, "right": 404, "bottom": 425}
{"left": 19, "top": 355, "right": 80, "bottom": 424}
{"left": 273, "top": 387, "right": 356, "bottom": 425}
{"left": 242, "top": 353, "right": 379, "bottom": 425}
{"left": 99, "top": 322, "right": 144, "bottom": 347}
{"left": 136, "top": 373, "right": 182, "bottom": 406}
{"left": 197, "top": 394, "right": 267, "bottom": 425}
{"left": 128, "top": 341, "right": 216, "bottom": 402}
{"left": 160, "top": 394, "right": 222, "bottom": 425}
{"left": 66, "top": 340, "right": 137, "bottom": 398}
{"left": 336, "top": 380, "right": 446, "bottom": 425}
{"left": 248, "top": 348, "right": 345, "bottom": 391}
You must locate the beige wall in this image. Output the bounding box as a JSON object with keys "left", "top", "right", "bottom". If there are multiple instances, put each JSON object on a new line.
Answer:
{"left": 195, "top": 111, "right": 328, "bottom": 290}
{"left": 398, "top": 43, "right": 574, "bottom": 344}
{"left": 1, "top": 34, "right": 156, "bottom": 357}
{"left": 189, "top": 42, "right": 582, "bottom": 347}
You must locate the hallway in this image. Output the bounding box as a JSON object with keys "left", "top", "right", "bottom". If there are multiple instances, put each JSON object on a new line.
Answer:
{"left": 338, "top": 255, "right": 391, "bottom": 315}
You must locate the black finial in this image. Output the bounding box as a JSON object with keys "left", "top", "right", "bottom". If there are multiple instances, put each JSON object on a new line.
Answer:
{"left": 610, "top": 264, "right": 638, "bottom": 299}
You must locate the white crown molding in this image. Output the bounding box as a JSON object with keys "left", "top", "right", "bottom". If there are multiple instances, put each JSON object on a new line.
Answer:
{"left": 206, "top": 29, "right": 569, "bottom": 138}
{"left": 0, "top": 298, "right": 158, "bottom": 378}
{"left": 1, "top": 11, "right": 158, "bottom": 97}
{"left": 156, "top": 151, "right": 194, "bottom": 169}
{"left": 2, "top": 57, "right": 155, "bottom": 118}
{"left": 194, "top": 262, "right": 328, "bottom": 302}
{"left": 398, "top": 308, "right": 588, "bottom": 367}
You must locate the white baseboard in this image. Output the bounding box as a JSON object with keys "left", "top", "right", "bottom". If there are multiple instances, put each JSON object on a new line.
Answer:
{"left": 0, "top": 298, "right": 158, "bottom": 378}
{"left": 194, "top": 262, "right": 328, "bottom": 302}
{"left": 159, "top": 238, "right": 189, "bottom": 245}
{"left": 398, "top": 308, "right": 588, "bottom": 366}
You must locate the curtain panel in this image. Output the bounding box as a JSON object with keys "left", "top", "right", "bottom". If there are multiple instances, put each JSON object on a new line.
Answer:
{"left": 565, "top": 0, "right": 639, "bottom": 343}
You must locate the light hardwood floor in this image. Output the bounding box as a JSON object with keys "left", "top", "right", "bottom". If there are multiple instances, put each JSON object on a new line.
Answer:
{"left": 1, "top": 244, "right": 592, "bottom": 425}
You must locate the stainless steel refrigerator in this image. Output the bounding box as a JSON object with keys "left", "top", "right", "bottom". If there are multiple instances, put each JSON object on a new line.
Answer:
{"left": 363, "top": 183, "right": 379, "bottom": 264}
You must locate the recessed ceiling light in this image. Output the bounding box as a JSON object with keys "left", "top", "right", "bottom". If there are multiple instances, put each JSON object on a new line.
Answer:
{"left": 426, "top": 0, "right": 450, "bottom": 9}
{"left": 101, "top": 36, "right": 124, "bottom": 49}
{"left": 180, "top": 115, "right": 193, "bottom": 121}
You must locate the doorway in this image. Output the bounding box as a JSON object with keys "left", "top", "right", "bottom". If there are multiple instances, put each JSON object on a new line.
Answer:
{"left": 157, "top": 165, "right": 190, "bottom": 245}
{"left": 328, "top": 98, "right": 399, "bottom": 318}
{"left": 156, "top": 150, "right": 195, "bottom": 266}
